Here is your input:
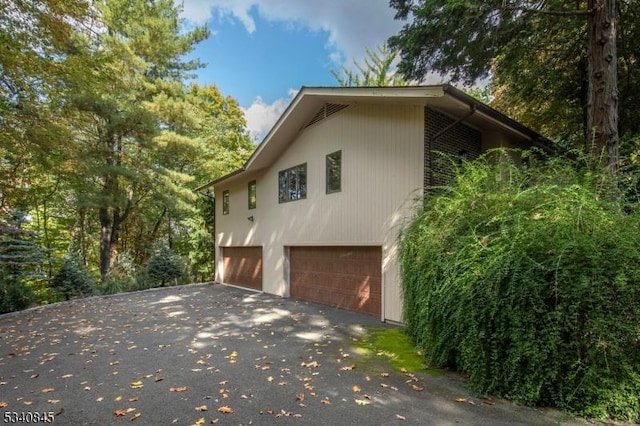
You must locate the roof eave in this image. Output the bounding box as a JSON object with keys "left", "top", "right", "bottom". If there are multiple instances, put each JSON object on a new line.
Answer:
{"left": 442, "top": 85, "right": 553, "bottom": 150}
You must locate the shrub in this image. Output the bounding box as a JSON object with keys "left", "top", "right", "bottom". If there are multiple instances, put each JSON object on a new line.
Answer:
{"left": 0, "top": 279, "right": 34, "bottom": 314}
{"left": 146, "top": 244, "right": 183, "bottom": 287}
{"left": 399, "top": 151, "right": 640, "bottom": 421}
{"left": 51, "top": 254, "right": 95, "bottom": 300}
{"left": 0, "top": 216, "right": 42, "bottom": 313}
{"left": 99, "top": 252, "right": 137, "bottom": 295}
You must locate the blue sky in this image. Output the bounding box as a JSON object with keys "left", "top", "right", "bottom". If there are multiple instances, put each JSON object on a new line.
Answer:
{"left": 179, "top": 0, "right": 407, "bottom": 140}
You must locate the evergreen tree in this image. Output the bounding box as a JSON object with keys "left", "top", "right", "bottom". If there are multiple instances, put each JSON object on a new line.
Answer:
{"left": 0, "top": 213, "right": 43, "bottom": 313}
{"left": 64, "top": 0, "right": 208, "bottom": 281}
{"left": 50, "top": 253, "right": 94, "bottom": 301}
{"left": 147, "top": 244, "right": 183, "bottom": 287}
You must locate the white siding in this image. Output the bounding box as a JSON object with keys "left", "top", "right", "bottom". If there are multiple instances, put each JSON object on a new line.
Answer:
{"left": 215, "top": 103, "right": 424, "bottom": 322}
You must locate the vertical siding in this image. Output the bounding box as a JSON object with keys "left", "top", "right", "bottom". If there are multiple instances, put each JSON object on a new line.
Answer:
{"left": 215, "top": 103, "right": 424, "bottom": 322}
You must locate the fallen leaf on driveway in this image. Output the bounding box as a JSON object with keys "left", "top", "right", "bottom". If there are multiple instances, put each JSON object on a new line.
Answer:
{"left": 482, "top": 397, "right": 495, "bottom": 406}
{"left": 194, "top": 405, "right": 207, "bottom": 412}
{"left": 354, "top": 399, "right": 371, "bottom": 406}
{"left": 0, "top": 402, "right": 8, "bottom": 408}
{"left": 340, "top": 364, "right": 356, "bottom": 371}
{"left": 396, "top": 414, "right": 406, "bottom": 420}
{"left": 218, "top": 406, "right": 233, "bottom": 414}
{"left": 455, "top": 397, "right": 468, "bottom": 403}
{"left": 170, "top": 386, "right": 188, "bottom": 392}
{"left": 191, "top": 417, "right": 205, "bottom": 426}
{"left": 130, "top": 412, "right": 141, "bottom": 421}
{"left": 115, "top": 409, "right": 127, "bottom": 417}
{"left": 130, "top": 381, "right": 143, "bottom": 389}
{"left": 411, "top": 384, "right": 424, "bottom": 391}
{"left": 352, "top": 385, "right": 361, "bottom": 393}
{"left": 42, "top": 388, "right": 55, "bottom": 393}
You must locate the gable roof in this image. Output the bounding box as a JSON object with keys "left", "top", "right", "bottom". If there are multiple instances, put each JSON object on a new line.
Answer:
{"left": 195, "top": 84, "right": 551, "bottom": 191}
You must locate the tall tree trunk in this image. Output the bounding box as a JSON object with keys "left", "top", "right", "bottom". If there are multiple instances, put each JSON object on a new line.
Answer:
{"left": 587, "top": 0, "right": 619, "bottom": 170}
{"left": 99, "top": 206, "right": 112, "bottom": 282}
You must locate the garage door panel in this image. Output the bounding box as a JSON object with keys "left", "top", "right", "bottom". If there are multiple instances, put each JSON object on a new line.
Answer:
{"left": 222, "top": 247, "right": 262, "bottom": 291}
{"left": 290, "top": 246, "right": 381, "bottom": 317}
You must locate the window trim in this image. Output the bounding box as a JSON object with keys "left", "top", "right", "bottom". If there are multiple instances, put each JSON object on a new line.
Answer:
{"left": 222, "top": 190, "right": 229, "bottom": 215}
{"left": 248, "top": 180, "right": 257, "bottom": 210}
{"left": 326, "top": 150, "right": 342, "bottom": 194}
{"left": 278, "top": 163, "right": 307, "bottom": 203}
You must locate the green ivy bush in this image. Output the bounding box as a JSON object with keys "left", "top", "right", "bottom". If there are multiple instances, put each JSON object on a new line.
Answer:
{"left": 399, "top": 151, "right": 640, "bottom": 421}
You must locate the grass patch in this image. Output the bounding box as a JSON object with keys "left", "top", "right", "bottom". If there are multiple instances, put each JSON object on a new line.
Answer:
{"left": 354, "top": 327, "right": 436, "bottom": 374}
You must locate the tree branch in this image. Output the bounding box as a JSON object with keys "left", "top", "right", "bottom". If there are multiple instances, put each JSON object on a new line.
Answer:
{"left": 501, "top": 4, "right": 592, "bottom": 16}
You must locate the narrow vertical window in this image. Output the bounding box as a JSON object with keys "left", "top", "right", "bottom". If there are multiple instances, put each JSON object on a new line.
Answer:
{"left": 326, "top": 150, "right": 342, "bottom": 194}
{"left": 222, "top": 190, "right": 229, "bottom": 215}
{"left": 248, "top": 180, "right": 256, "bottom": 210}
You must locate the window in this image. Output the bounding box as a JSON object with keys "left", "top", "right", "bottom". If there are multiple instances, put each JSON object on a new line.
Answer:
{"left": 326, "top": 150, "right": 342, "bottom": 193}
{"left": 248, "top": 180, "right": 256, "bottom": 209}
{"left": 222, "top": 190, "right": 229, "bottom": 215}
{"left": 278, "top": 163, "right": 307, "bottom": 203}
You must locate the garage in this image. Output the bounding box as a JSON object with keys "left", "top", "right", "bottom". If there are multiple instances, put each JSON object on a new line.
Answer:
{"left": 289, "top": 246, "right": 382, "bottom": 316}
{"left": 222, "top": 247, "right": 263, "bottom": 291}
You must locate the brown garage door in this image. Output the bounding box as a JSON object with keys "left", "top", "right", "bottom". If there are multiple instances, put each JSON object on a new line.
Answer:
{"left": 222, "top": 247, "right": 262, "bottom": 291}
{"left": 289, "top": 246, "right": 381, "bottom": 316}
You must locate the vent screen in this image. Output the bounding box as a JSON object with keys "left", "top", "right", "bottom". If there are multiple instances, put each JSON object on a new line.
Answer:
{"left": 305, "top": 103, "right": 348, "bottom": 128}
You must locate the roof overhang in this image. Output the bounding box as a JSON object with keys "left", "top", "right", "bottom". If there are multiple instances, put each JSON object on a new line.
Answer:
{"left": 195, "top": 84, "right": 551, "bottom": 190}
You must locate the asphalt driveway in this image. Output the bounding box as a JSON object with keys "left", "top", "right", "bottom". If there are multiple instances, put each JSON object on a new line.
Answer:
{"left": 0, "top": 283, "right": 589, "bottom": 425}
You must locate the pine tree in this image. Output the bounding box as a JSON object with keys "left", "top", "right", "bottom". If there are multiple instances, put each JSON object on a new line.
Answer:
{"left": 147, "top": 244, "right": 183, "bottom": 287}
{"left": 50, "top": 254, "right": 94, "bottom": 301}
{"left": 0, "top": 213, "right": 42, "bottom": 313}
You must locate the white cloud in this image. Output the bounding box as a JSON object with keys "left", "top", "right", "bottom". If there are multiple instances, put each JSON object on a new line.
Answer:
{"left": 179, "top": 0, "right": 403, "bottom": 66}
{"left": 178, "top": 1, "right": 408, "bottom": 142}
{"left": 242, "top": 89, "right": 298, "bottom": 142}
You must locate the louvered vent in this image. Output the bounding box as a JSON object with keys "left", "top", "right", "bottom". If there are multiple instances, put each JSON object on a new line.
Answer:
{"left": 305, "top": 103, "right": 348, "bottom": 128}
{"left": 424, "top": 107, "right": 481, "bottom": 189}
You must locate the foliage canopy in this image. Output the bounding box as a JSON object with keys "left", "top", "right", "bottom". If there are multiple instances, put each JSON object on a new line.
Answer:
{"left": 388, "top": 0, "right": 638, "bottom": 169}
{"left": 0, "top": 0, "right": 254, "bottom": 312}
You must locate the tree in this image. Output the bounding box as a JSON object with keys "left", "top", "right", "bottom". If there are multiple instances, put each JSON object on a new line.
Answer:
{"left": 0, "top": 0, "right": 90, "bottom": 213}
{"left": 0, "top": 213, "right": 43, "bottom": 313}
{"left": 65, "top": 0, "right": 208, "bottom": 281}
{"left": 147, "top": 244, "right": 183, "bottom": 286}
{"left": 388, "top": 0, "right": 621, "bottom": 170}
{"left": 50, "top": 253, "right": 94, "bottom": 301}
{"left": 331, "top": 44, "right": 407, "bottom": 87}
{"left": 0, "top": 0, "right": 253, "bottom": 300}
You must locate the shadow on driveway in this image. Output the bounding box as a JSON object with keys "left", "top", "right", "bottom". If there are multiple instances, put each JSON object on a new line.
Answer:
{"left": 0, "top": 284, "right": 590, "bottom": 425}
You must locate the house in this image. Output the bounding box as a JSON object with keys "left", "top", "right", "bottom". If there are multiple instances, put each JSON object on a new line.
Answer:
{"left": 197, "top": 85, "right": 549, "bottom": 323}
